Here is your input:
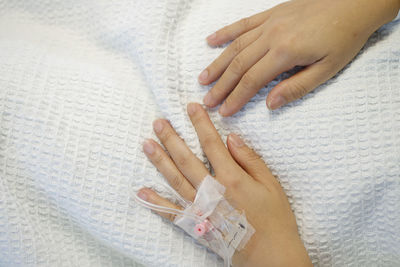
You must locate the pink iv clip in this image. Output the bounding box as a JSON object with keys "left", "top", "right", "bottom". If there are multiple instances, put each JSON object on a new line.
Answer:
{"left": 194, "top": 219, "right": 212, "bottom": 237}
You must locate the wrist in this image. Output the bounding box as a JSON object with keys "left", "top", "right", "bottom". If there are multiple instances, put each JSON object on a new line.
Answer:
{"left": 394, "top": 0, "right": 400, "bottom": 20}
{"left": 234, "top": 233, "right": 313, "bottom": 267}
{"left": 343, "top": 0, "right": 400, "bottom": 33}
{"left": 374, "top": 0, "right": 400, "bottom": 25}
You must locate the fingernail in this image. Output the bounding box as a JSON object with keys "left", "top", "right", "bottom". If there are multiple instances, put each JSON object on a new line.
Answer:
{"left": 203, "top": 92, "right": 213, "bottom": 106}
{"left": 187, "top": 103, "right": 198, "bottom": 116}
{"left": 218, "top": 102, "right": 228, "bottom": 116}
{"left": 137, "top": 190, "right": 148, "bottom": 201}
{"left": 206, "top": 32, "right": 217, "bottom": 41}
{"left": 268, "top": 95, "right": 287, "bottom": 110}
{"left": 143, "top": 140, "right": 155, "bottom": 155}
{"left": 198, "top": 69, "right": 208, "bottom": 83}
{"left": 153, "top": 120, "right": 164, "bottom": 134}
{"left": 229, "top": 134, "right": 244, "bottom": 147}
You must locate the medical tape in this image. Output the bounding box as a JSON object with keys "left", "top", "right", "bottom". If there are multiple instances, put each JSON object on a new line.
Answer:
{"left": 135, "top": 175, "right": 255, "bottom": 267}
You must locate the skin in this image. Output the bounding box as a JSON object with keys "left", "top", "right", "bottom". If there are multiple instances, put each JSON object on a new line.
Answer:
{"left": 138, "top": 103, "right": 313, "bottom": 267}
{"left": 199, "top": 0, "right": 400, "bottom": 116}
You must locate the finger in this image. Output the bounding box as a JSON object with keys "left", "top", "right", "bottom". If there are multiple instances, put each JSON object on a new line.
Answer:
{"left": 186, "top": 103, "right": 241, "bottom": 180}
{"left": 206, "top": 10, "right": 270, "bottom": 46}
{"left": 199, "top": 28, "right": 262, "bottom": 86}
{"left": 137, "top": 188, "right": 182, "bottom": 222}
{"left": 219, "top": 50, "right": 294, "bottom": 117}
{"left": 143, "top": 139, "right": 197, "bottom": 201}
{"left": 227, "top": 133, "right": 278, "bottom": 187}
{"left": 203, "top": 34, "right": 270, "bottom": 108}
{"left": 152, "top": 119, "right": 210, "bottom": 189}
{"left": 266, "top": 57, "right": 337, "bottom": 110}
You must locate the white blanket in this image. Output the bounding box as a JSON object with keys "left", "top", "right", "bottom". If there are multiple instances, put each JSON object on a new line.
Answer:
{"left": 0, "top": 1, "right": 399, "bottom": 266}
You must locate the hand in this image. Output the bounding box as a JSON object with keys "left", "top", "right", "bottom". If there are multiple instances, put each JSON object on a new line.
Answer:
{"left": 199, "top": 0, "right": 400, "bottom": 115}
{"left": 138, "top": 103, "right": 312, "bottom": 267}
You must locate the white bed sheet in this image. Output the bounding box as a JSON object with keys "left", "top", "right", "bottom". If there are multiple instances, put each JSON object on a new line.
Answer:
{"left": 0, "top": 1, "right": 399, "bottom": 266}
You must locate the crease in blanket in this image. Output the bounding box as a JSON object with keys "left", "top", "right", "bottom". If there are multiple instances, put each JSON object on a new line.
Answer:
{"left": 135, "top": 175, "right": 255, "bottom": 267}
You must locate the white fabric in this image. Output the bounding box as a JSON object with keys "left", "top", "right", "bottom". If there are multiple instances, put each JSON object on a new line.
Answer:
{"left": 0, "top": 1, "right": 399, "bottom": 267}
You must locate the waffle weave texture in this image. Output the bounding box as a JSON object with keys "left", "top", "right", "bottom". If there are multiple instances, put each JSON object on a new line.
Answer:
{"left": 0, "top": 1, "right": 399, "bottom": 266}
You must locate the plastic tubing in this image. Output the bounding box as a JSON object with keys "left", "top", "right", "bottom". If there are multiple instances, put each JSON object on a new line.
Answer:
{"left": 134, "top": 194, "right": 231, "bottom": 267}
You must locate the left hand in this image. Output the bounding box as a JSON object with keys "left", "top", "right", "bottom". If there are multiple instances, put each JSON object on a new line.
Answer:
{"left": 138, "top": 103, "right": 312, "bottom": 267}
{"left": 198, "top": 0, "right": 400, "bottom": 116}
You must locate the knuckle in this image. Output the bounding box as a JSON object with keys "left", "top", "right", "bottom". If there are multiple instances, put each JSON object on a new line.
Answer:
{"left": 239, "top": 17, "right": 251, "bottom": 29}
{"left": 152, "top": 152, "right": 164, "bottom": 165}
{"left": 285, "top": 80, "right": 309, "bottom": 100}
{"left": 269, "top": 22, "right": 284, "bottom": 36}
{"left": 266, "top": 178, "right": 285, "bottom": 196}
{"left": 211, "top": 84, "right": 226, "bottom": 98}
{"left": 245, "top": 149, "right": 262, "bottom": 163}
{"left": 221, "top": 95, "right": 236, "bottom": 113}
{"left": 191, "top": 110, "right": 205, "bottom": 126}
{"left": 176, "top": 152, "right": 190, "bottom": 167}
{"left": 207, "top": 61, "right": 218, "bottom": 75}
{"left": 240, "top": 72, "right": 256, "bottom": 90}
{"left": 160, "top": 129, "right": 175, "bottom": 143}
{"left": 230, "top": 56, "right": 245, "bottom": 75}
{"left": 202, "top": 132, "right": 219, "bottom": 148}
{"left": 230, "top": 38, "right": 243, "bottom": 54}
{"left": 274, "top": 43, "right": 294, "bottom": 60}
{"left": 223, "top": 95, "right": 233, "bottom": 107}
{"left": 274, "top": 37, "right": 301, "bottom": 62}
{"left": 209, "top": 54, "right": 226, "bottom": 74}
{"left": 169, "top": 173, "right": 184, "bottom": 192}
{"left": 272, "top": 180, "right": 284, "bottom": 194}
{"left": 225, "top": 176, "right": 243, "bottom": 190}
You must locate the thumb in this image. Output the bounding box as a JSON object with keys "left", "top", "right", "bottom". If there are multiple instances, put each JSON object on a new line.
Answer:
{"left": 267, "top": 58, "right": 338, "bottom": 110}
